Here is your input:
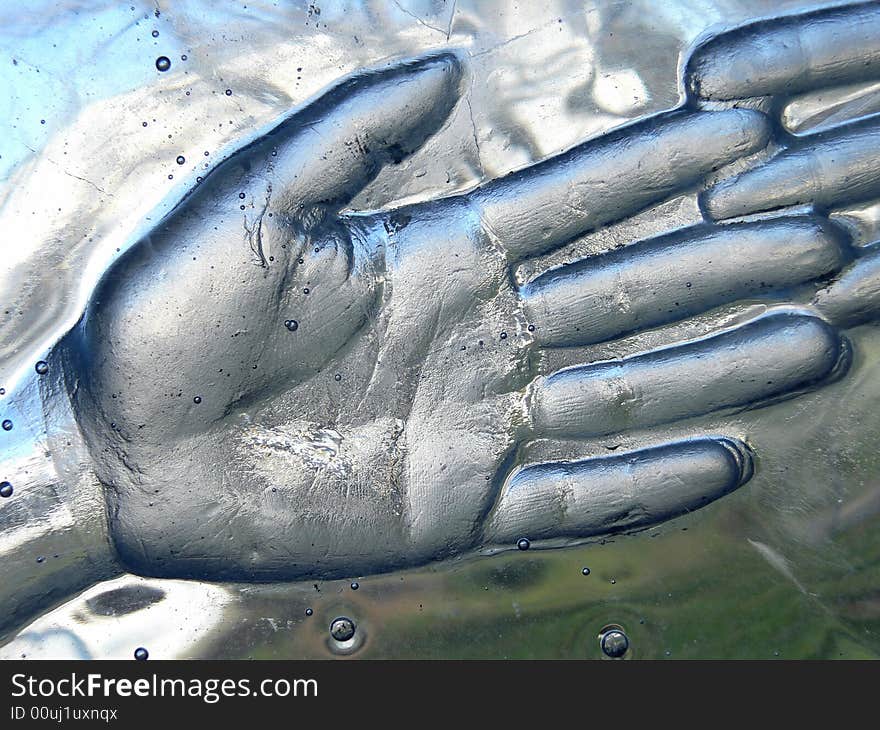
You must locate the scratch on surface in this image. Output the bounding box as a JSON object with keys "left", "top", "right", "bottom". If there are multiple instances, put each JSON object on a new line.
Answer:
{"left": 245, "top": 189, "right": 272, "bottom": 268}
{"left": 469, "top": 12, "right": 584, "bottom": 61}
{"left": 22, "top": 143, "right": 112, "bottom": 196}
{"left": 465, "top": 97, "right": 484, "bottom": 178}
{"left": 470, "top": 25, "right": 547, "bottom": 58}
{"left": 747, "top": 538, "right": 809, "bottom": 595}
{"left": 391, "top": 0, "right": 448, "bottom": 36}
{"left": 446, "top": 0, "right": 458, "bottom": 40}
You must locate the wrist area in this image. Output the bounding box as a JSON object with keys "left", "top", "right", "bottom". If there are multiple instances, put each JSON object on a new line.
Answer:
{"left": 0, "top": 356, "right": 121, "bottom": 640}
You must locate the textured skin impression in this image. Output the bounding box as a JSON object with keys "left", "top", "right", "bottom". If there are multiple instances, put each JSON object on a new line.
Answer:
{"left": 702, "top": 118, "right": 880, "bottom": 220}
{"left": 484, "top": 437, "right": 753, "bottom": 542}
{"left": 530, "top": 312, "right": 849, "bottom": 438}
{"left": 686, "top": 3, "right": 880, "bottom": 100}
{"left": 522, "top": 216, "right": 852, "bottom": 346}
{"left": 472, "top": 108, "right": 771, "bottom": 259}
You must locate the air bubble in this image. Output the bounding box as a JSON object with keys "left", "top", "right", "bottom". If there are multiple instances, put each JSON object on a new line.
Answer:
{"left": 500, "top": 332, "right": 508, "bottom": 339}
{"left": 0, "top": 482, "right": 12, "bottom": 498}
{"left": 155, "top": 56, "right": 171, "bottom": 72}
{"left": 2, "top": 420, "right": 12, "bottom": 431}
{"left": 600, "top": 629, "right": 629, "bottom": 658}
{"left": 35, "top": 360, "right": 48, "bottom": 375}
{"left": 239, "top": 192, "right": 246, "bottom": 199}
{"left": 527, "top": 324, "right": 535, "bottom": 332}
{"left": 225, "top": 89, "right": 233, "bottom": 96}
{"left": 176, "top": 155, "right": 185, "bottom": 165}
{"left": 517, "top": 537, "right": 530, "bottom": 551}
{"left": 305, "top": 608, "right": 313, "bottom": 616}
{"left": 581, "top": 567, "right": 591, "bottom": 576}
{"left": 350, "top": 581, "right": 359, "bottom": 590}
{"left": 151, "top": 30, "right": 159, "bottom": 38}
{"left": 284, "top": 319, "right": 299, "bottom": 332}
{"left": 193, "top": 396, "right": 202, "bottom": 404}
{"left": 134, "top": 647, "right": 149, "bottom": 661}
{"left": 329, "top": 616, "right": 356, "bottom": 642}
{"left": 36, "top": 556, "right": 45, "bottom": 564}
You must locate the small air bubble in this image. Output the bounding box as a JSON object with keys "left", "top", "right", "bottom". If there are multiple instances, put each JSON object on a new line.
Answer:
{"left": 181, "top": 54, "right": 188, "bottom": 61}
{"left": 155, "top": 56, "right": 171, "bottom": 72}
{"left": 2, "top": 420, "right": 12, "bottom": 431}
{"left": 500, "top": 332, "right": 508, "bottom": 339}
{"left": 0, "top": 482, "right": 12, "bottom": 498}
{"left": 35, "top": 360, "right": 48, "bottom": 375}
{"left": 517, "top": 537, "right": 530, "bottom": 551}
{"left": 284, "top": 319, "right": 299, "bottom": 332}
{"left": 239, "top": 192, "right": 246, "bottom": 199}
{"left": 151, "top": 30, "right": 159, "bottom": 37}
{"left": 134, "top": 647, "right": 149, "bottom": 661}
{"left": 176, "top": 155, "right": 185, "bottom": 165}
{"left": 334, "top": 374, "right": 342, "bottom": 381}
{"left": 36, "top": 556, "right": 45, "bottom": 564}
{"left": 225, "top": 89, "right": 232, "bottom": 96}
{"left": 350, "top": 582, "right": 359, "bottom": 590}
{"left": 193, "top": 396, "right": 202, "bottom": 404}
{"left": 527, "top": 324, "right": 535, "bottom": 332}
{"left": 303, "top": 288, "right": 310, "bottom": 295}
{"left": 305, "top": 608, "right": 313, "bottom": 616}
{"left": 581, "top": 567, "right": 591, "bottom": 576}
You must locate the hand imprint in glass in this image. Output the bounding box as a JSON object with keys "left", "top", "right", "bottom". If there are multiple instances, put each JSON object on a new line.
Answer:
{"left": 45, "top": 3, "right": 880, "bottom": 580}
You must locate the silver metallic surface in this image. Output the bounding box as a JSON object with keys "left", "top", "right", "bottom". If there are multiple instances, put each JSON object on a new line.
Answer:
{"left": 3, "top": 1, "right": 880, "bottom": 660}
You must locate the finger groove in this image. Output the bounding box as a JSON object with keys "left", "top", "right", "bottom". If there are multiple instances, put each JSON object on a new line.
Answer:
{"left": 484, "top": 437, "right": 752, "bottom": 543}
